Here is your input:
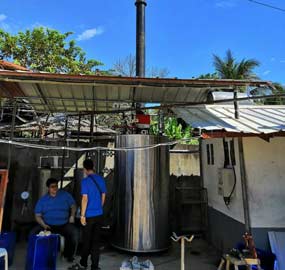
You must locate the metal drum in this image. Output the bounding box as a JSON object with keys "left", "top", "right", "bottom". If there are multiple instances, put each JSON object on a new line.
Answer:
{"left": 112, "top": 135, "right": 170, "bottom": 252}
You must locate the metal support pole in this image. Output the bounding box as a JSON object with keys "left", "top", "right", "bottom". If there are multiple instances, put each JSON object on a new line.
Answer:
{"left": 238, "top": 137, "right": 251, "bottom": 233}
{"left": 60, "top": 115, "right": 68, "bottom": 189}
{"left": 90, "top": 112, "right": 94, "bottom": 144}
{"left": 7, "top": 100, "right": 17, "bottom": 171}
{"left": 181, "top": 237, "right": 185, "bottom": 270}
{"left": 86, "top": 112, "right": 95, "bottom": 158}
{"left": 159, "top": 109, "right": 164, "bottom": 136}
{"left": 75, "top": 114, "right": 81, "bottom": 171}
{"left": 234, "top": 88, "right": 239, "bottom": 119}
{"left": 73, "top": 114, "right": 82, "bottom": 198}
{"left": 96, "top": 150, "right": 101, "bottom": 175}
{"left": 135, "top": 0, "right": 147, "bottom": 77}
{"left": 171, "top": 233, "right": 194, "bottom": 270}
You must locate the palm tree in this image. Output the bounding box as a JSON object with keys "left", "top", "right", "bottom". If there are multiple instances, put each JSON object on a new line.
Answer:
{"left": 213, "top": 50, "right": 260, "bottom": 80}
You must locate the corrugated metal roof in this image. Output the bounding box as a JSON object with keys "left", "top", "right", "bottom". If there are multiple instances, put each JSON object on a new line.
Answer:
{"left": 174, "top": 105, "right": 285, "bottom": 134}
{"left": 209, "top": 92, "right": 253, "bottom": 105}
{"left": 0, "top": 70, "right": 273, "bottom": 113}
{"left": 0, "top": 60, "right": 29, "bottom": 71}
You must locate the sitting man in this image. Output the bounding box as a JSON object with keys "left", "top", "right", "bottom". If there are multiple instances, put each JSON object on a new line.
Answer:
{"left": 30, "top": 177, "right": 79, "bottom": 262}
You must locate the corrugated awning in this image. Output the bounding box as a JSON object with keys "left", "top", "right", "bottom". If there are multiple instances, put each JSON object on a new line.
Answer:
{"left": 0, "top": 70, "right": 273, "bottom": 113}
{"left": 174, "top": 105, "right": 285, "bottom": 134}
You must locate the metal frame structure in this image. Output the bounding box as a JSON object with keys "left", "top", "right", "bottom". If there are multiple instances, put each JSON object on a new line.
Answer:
{"left": 0, "top": 70, "right": 282, "bottom": 236}
{"left": 0, "top": 70, "right": 274, "bottom": 114}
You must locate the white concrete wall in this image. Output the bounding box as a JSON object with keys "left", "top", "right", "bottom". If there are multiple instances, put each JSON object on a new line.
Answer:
{"left": 202, "top": 138, "right": 245, "bottom": 224}
{"left": 243, "top": 137, "right": 285, "bottom": 228}
{"left": 170, "top": 144, "right": 200, "bottom": 176}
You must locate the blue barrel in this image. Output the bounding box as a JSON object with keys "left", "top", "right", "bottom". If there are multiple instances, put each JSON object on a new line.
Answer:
{"left": 26, "top": 234, "right": 59, "bottom": 270}
{"left": 0, "top": 232, "right": 16, "bottom": 268}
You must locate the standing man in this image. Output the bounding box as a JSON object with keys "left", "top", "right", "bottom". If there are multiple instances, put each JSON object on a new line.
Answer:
{"left": 31, "top": 178, "right": 79, "bottom": 262}
{"left": 69, "top": 159, "right": 106, "bottom": 270}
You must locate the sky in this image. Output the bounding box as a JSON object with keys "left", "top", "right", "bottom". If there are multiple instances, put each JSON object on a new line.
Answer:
{"left": 0, "top": 0, "right": 284, "bottom": 83}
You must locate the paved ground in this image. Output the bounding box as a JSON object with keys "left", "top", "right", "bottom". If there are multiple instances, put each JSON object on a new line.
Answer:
{"left": 11, "top": 238, "right": 220, "bottom": 270}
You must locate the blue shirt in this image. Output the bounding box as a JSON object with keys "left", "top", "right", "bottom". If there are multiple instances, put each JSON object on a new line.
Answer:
{"left": 35, "top": 190, "right": 75, "bottom": 226}
{"left": 81, "top": 174, "right": 107, "bottom": 218}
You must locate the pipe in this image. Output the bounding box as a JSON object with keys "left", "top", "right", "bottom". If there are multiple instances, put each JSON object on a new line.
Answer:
{"left": 181, "top": 238, "right": 185, "bottom": 270}
{"left": 171, "top": 233, "right": 194, "bottom": 270}
{"left": 135, "top": 0, "right": 147, "bottom": 77}
{"left": 238, "top": 137, "right": 251, "bottom": 233}
{"left": 158, "top": 110, "right": 164, "bottom": 136}
{"left": 234, "top": 88, "right": 239, "bottom": 119}
{"left": 169, "top": 150, "right": 199, "bottom": 154}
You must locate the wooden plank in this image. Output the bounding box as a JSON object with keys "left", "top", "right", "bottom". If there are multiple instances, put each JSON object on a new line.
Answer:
{"left": 0, "top": 170, "right": 9, "bottom": 233}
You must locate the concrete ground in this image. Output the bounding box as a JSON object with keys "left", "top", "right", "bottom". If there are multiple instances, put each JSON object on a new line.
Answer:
{"left": 11, "top": 238, "right": 220, "bottom": 270}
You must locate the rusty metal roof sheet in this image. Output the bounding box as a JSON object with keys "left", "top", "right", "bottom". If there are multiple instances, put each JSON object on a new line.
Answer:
{"left": 0, "top": 60, "right": 29, "bottom": 71}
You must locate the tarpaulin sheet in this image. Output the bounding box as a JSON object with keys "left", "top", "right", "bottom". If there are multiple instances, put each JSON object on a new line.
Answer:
{"left": 268, "top": 231, "right": 285, "bottom": 270}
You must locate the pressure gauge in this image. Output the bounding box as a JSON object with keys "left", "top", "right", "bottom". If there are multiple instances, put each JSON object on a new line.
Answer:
{"left": 21, "top": 191, "right": 30, "bottom": 200}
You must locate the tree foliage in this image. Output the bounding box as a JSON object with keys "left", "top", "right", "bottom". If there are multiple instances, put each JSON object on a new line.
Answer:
{"left": 0, "top": 27, "right": 103, "bottom": 74}
{"left": 263, "top": 83, "right": 285, "bottom": 105}
{"left": 197, "top": 72, "right": 219, "bottom": 79}
{"left": 213, "top": 50, "right": 260, "bottom": 80}
{"left": 150, "top": 116, "right": 198, "bottom": 145}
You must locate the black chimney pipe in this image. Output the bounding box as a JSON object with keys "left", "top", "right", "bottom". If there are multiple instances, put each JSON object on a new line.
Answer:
{"left": 135, "top": 0, "right": 147, "bottom": 77}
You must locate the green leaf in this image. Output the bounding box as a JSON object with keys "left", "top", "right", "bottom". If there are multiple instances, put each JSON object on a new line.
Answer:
{"left": 0, "top": 27, "right": 103, "bottom": 74}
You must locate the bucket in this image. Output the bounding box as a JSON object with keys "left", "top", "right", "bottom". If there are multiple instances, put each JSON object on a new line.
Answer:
{"left": 0, "top": 232, "right": 17, "bottom": 268}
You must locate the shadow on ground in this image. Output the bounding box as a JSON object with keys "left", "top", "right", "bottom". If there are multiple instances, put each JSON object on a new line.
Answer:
{"left": 11, "top": 238, "right": 220, "bottom": 270}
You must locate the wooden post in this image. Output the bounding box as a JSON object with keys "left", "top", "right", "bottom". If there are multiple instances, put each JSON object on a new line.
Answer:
{"left": 0, "top": 170, "right": 9, "bottom": 233}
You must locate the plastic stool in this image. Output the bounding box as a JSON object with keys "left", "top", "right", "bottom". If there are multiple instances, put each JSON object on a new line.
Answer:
{"left": 0, "top": 248, "right": 8, "bottom": 270}
{"left": 218, "top": 254, "right": 262, "bottom": 270}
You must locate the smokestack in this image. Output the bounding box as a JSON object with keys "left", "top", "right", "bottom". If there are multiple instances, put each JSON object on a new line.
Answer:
{"left": 135, "top": 0, "right": 147, "bottom": 77}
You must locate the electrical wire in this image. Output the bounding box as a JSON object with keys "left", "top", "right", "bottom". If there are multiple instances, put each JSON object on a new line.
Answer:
{"left": 0, "top": 137, "right": 200, "bottom": 152}
{"left": 248, "top": 0, "right": 285, "bottom": 12}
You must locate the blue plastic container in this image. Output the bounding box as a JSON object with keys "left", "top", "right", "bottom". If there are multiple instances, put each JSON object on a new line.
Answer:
{"left": 0, "top": 232, "right": 16, "bottom": 268}
{"left": 25, "top": 234, "right": 59, "bottom": 270}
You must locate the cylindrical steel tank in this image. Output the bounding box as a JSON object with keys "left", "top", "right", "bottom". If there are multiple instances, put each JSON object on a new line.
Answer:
{"left": 112, "top": 135, "right": 170, "bottom": 252}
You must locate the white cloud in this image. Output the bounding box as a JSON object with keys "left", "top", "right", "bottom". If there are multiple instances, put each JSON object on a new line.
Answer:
{"left": 280, "top": 60, "right": 285, "bottom": 63}
{"left": 0, "top": 14, "right": 7, "bottom": 22}
{"left": 31, "top": 22, "right": 51, "bottom": 29}
{"left": 77, "top": 27, "right": 104, "bottom": 41}
{"left": 0, "top": 14, "right": 10, "bottom": 31}
{"left": 215, "top": 0, "right": 237, "bottom": 8}
{"left": 263, "top": 70, "right": 271, "bottom": 76}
